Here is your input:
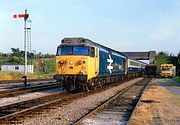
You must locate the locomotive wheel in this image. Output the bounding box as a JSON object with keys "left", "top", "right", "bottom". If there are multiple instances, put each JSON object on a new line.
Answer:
{"left": 87, "top": 79, "right": 95, "bottom": 90}
{"left": 102, "top": 79, "right": 106, "bottom": 85}
{"left": 89, "top": 79, "right": 95, "bottom": 89}
{"left": 91, "top": 80, "right": 95, "bottom": 87}
{"left": 91, "top": 79, "right": 97, "bottom": 90}
{"left": 84, "top": 83, "right": 90, "bottom": 91}
{"left": 87, "top": 80, "right": 92, "bottom": 90}
{"left": 97, "top": 78, "right": 103, "bottom": 88}
{"left": 94, "top": 78, "right": 98, "bottom": 90}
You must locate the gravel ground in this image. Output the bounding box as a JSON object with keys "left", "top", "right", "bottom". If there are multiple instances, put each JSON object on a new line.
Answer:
{"left": 13, "top": 78, "right": 143, "bottom": 125}
{"left": 82, "top": 80, "right": 148, "bottom": 125}
{"left": 0, "top": 88, "right": 63, "bottom": 107}
{"left": 129, "top": 78, "right": 180, "bottom": 125}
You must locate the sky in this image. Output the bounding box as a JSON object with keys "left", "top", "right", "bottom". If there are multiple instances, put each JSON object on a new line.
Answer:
{"left": 0, "top": 0, "right": 180, "bottom": 55}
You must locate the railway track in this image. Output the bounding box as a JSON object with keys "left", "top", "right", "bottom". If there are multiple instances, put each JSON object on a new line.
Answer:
{"left": 0, "top": 78, "right": 146, "bottom": 124}
{"left": 127, "top": 78, "right": 151, "bottom": 125}
{"left": 0, "top": 78, "right": 53, "bottom": 84}
{"left": 0, "top": 82, "right": 61, "bottom": 98}
{"left": 0, "top": 89, "right": 94, "bottom": 124}
{"left": 0, "top": 78, "right": 138, "bottom": 124}
{"left": 0, "top": 92, "right": 69, "bottom": 124}
{"left": 73, "top": 78, "right": 151, "bottom": 125}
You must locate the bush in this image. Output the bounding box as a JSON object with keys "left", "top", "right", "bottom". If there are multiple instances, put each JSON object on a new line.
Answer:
{"left": 173, "top": 76, "right": 180, "bottom": 83}
{"left": 44, "top": 58, "right": 56, "bottom": 74}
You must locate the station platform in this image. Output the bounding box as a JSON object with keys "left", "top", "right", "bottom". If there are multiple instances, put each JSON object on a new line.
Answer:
{"left": 129, "top": 78, "right": 180, "bottom": 125}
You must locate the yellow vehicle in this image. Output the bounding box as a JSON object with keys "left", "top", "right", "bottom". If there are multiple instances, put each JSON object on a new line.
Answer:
{"left": 160, "top": 64, "right": 175, "bottom": 78}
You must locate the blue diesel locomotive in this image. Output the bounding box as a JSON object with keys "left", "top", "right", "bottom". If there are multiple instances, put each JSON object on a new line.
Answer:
{"left": 54, "top": 37, "right": 145, "bottom": 91}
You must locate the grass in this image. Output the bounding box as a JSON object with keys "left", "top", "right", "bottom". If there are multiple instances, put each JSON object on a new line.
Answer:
{"left": 165, "top": 82, "right": 175, "bottom": 86}
{"left": 0, "top": 58, "right": 55, "bottom": 80}
{"left": 0, "top": 71, "right": 23, "bottom": 80}
{"left": 173, "top": 76, "right": 180, "bottom": 83}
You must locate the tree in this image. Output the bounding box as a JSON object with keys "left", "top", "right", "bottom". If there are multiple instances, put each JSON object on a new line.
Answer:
{"left": 178, "top": 51, "right": 180, "bottom": 65}
{"left": 155, "top": 51, "right": 169, "bottom": 73}
{"left": 11, "top": 48, "right": 20, "bottom": 53}
{"left": 177, "top": 51, "right": 180, "bottom": 75}
{"left": 7, "top": 48, "right": 24, "bottom": 64}
{"left": 7, "top": 56, "right": 21, "bottom": 64}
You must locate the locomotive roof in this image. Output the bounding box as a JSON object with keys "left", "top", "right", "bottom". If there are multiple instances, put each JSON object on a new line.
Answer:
{"left": 59, "top": 37, "right": 128, "bottom": 58}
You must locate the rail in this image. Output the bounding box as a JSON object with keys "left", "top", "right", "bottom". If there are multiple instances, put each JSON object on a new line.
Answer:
{"left": 73, "top": 78, "right": 151, "bottom": 125}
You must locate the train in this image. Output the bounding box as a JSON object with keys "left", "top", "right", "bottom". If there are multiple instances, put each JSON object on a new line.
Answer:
{"left": 54, "top": 37, "right": 146, "bottom": 92}
{"left": 145, "top": 64, "right": 157, "bottom": 78}
{"left": 160, "top": 64, "right": 176, "bottom": 78}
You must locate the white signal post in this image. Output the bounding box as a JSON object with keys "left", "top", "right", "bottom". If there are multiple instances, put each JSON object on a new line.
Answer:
{"left": 13, "top": 9, "right": 29, "bottom": 85}
{"left": 24, "top": 9, "right": 27, "bottom": 76}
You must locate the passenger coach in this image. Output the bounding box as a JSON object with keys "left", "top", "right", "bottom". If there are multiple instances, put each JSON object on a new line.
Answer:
{"left": 127, "top": 59, "right": 146, "bottom": 77}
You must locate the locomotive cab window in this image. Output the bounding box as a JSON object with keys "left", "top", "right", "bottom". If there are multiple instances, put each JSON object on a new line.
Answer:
{"left": 89, "top": 47, "right": 95, "bottom": 57}
{"left": 162, "top": 67, "right": 170, "bottom": 71}
{"left": 57, "top": 46, "right": 73, "bottom": 55}
{"left": 57, "top": 45, "right": 94, "bottom": 56}
{"left": 74, "top": 46, "right": 88, "bottom": 55}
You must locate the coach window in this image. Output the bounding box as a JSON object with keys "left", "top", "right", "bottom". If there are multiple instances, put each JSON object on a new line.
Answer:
{"left": 89, "top": 47, "right": 95, "bottom": 57}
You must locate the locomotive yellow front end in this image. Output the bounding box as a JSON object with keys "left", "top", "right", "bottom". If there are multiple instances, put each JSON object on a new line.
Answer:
{"left": 160, "top": 64, "right": 174, "bottom": 78}
{"left": 54, "top": 38, "right": 99, "bottom": 91}
{"left": 56, "top": 55, "right": 88, "bottom": 82}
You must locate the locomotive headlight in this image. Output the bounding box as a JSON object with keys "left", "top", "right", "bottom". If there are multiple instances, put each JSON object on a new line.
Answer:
{"left": 69, "top": 60, "right": 73, "bottom": 65}
{"left": 78, "top": 59, "right": 83, "bottom": 65}
{"left": 59, "top": 59, "right": 64, "bottom": 66}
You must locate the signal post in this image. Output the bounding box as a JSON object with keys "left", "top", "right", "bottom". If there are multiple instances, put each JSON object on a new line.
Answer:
{"left": 13, "top": 10, "right": 29, "bottom": 86}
